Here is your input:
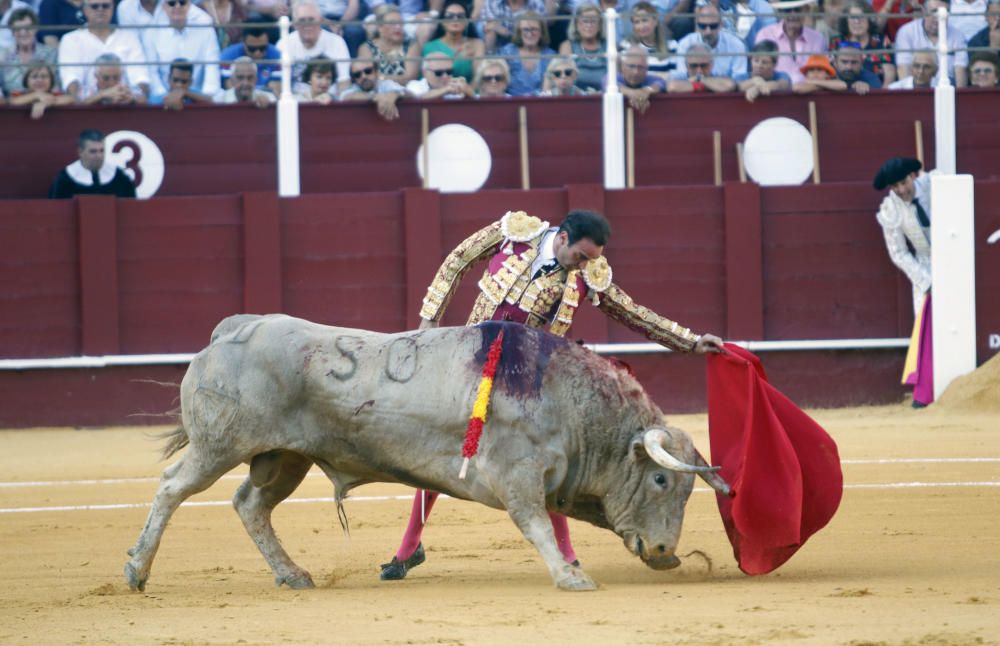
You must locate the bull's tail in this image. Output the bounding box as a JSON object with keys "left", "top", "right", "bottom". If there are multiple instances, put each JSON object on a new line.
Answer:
{"left": 155, "top": 424, "right": 190, "bottom": 460}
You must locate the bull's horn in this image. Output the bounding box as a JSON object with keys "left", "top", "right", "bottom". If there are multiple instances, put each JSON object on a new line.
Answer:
{"left": 642, "top": 428, "right": 710, "bottom": 473}
{"left": 643, "top": 429, "right": 733, "bottom": 496}
{"left": 693, "top": 449, "right": 732, "bottom": 497}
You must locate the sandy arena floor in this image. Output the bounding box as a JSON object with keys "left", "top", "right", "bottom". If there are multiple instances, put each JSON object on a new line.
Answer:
{"left": 1, "top": 403, "right": 998, "bottom": 645}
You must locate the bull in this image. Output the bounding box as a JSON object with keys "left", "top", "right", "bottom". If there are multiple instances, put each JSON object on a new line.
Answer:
{"left": 125, "top": 314, "right": 729, "bottom": 592}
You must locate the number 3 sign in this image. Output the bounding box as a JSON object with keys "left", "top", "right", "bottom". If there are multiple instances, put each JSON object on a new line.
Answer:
{"left": 104, "top": 130, "right": 165, "bottom": 198}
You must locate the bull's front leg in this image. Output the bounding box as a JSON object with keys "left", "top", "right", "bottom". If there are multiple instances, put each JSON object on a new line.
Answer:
{"left": 498, "top": 472, "right": 597, "bottom": 591}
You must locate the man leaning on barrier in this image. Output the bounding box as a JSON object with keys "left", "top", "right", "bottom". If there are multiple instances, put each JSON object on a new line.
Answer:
{"left": 611, "top": 44, "right": 665, "bottom": 113}
{"left": 340, "top": 55, "right": 406, "bottom": 120}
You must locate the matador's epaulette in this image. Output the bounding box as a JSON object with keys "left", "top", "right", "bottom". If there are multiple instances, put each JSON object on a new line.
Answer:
{"left": 500, "top": 211, "right": 549, "bottom": 252}
{"left": 582, "top": 255, "right": 612, "bottom": 304}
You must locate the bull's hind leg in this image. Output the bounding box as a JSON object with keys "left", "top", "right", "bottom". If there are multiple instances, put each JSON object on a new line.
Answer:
{"left": 233, "top": 450, "right": 315, "bottom": 589}
{"left": 125, "top": 449, "right": 240, "bottom": 591}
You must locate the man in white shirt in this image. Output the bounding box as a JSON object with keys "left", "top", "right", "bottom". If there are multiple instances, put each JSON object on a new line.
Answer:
{"left": 143, "top": 0, "right": 220, "bottom": 99}
{"left": 213, "top": 56, "right": 277, "bottom": 107}
{"left": 405, "top": 52, "right": 472, "bottom": 99}
{"left": 115, "top": 0, "right": 213, "bottom": 51}
{"left": 894, "top": 0, "right": 969, "bottom": 87}
{"left": 57, "top": 0, "right": 150, "bottom": 99}
{"left": 81, "top": 52, "right": 146, "bottom": 103}
{"left": 949, "top": 0, "right": 988, "bottom": 41}
{"left": 674, "top": 4, "right": 748, "bottom": 80}
{"left": 888, "top": 50, "right": 939, "bottom": 89}
{"left": 277, "top": 0, "right": 350, "bottom": 93}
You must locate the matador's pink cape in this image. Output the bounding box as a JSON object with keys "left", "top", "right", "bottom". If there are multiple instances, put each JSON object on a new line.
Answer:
{"left": 706, "top": 344, "right": 843, "bottom": 575}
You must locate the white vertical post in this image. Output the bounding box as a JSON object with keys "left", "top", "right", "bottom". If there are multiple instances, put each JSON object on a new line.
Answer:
{"left": 934, "top": 6, "right": 956, "bottom": 175}
{"left": 602, "top": 8, "right": 625, "bottom": 189}
{"left": 930, "top": 174, "right": 976, "bottom": 399}
{"left": 277, "top": 15, "right": 301, "bottom": 197}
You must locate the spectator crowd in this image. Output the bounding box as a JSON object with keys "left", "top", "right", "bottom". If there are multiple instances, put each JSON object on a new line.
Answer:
{"left": 1, "top": 0, "right": 998, "bottom": 118}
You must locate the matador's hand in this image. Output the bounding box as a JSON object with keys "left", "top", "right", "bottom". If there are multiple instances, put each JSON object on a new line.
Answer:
{"left": 694, "top": 333, "right": 725, "bottom": 354}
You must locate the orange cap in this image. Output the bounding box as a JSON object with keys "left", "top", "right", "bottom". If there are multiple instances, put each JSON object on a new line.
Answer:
{"left": 800, "top": 54, "right": 836, "bottom": 78}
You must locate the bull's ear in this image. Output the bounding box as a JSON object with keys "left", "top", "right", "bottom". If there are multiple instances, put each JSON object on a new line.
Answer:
{"left": 629, "top": 432, "right": 647, "bottom": 462}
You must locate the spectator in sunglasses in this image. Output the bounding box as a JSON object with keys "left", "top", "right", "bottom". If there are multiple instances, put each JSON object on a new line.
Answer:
{"left": 675, "top": 4, "right": 747, "bottom": 79}
{"left": 340, "top": 56, "right": 407, "bottom": 120}
{"left": 56, "top": 0, "right": 150, "bottom": 101}
{"left": 473, "top": 57, "right": 511, "bottom": 97}
{"left": 751, "top": 0, "right": 827, "bottom": 83}
{"left": 144, "top": 0, "right": 222, "bottom": 100}
{"left": 422, "top": 1, "right": 485, "bottom": 82}
{"left": 540, "top": 56, "right": 588, "bottom": 95}
{"left": 735, "top": 39, "right": 791, "bottom": 101}
{"left": 667, "top": 42, "right": 737, "bottom": 92}
{"left": 406, "top": 51, "right": 473, "bottom": 98}
{"left": 213, "top": 56, "right": 277, "bottom": 106}
{"left": 221, "top": 26, "right": 283, "bottom": 95}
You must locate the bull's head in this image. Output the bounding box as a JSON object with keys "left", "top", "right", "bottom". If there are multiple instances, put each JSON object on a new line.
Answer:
{"left": 612, "top": 427, "right": 730, "bottom": 571}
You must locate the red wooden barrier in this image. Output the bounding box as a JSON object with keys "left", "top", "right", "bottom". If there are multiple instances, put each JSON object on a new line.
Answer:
{"left": 2, "top": 181, "right": 999, "bottom": 427}
{"left": 4, "top": 90, "right": 999, "bottom": 199}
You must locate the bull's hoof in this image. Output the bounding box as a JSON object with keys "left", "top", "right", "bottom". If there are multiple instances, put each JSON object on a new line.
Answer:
{"left": 379, "top": 543, "right": 425, "bottom": 581}
{"left": 124, "top": 562, "right": 147, "bottom": 592}
{"left": 276, "top": 571, "right": 315, "bottom": 589}
{"left": 556, "top": 566, "right": 598, "bottom": 591}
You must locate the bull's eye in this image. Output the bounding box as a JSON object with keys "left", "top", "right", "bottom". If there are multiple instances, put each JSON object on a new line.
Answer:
{"left": 653, "top": 473, "right": 667, "bottom": 487}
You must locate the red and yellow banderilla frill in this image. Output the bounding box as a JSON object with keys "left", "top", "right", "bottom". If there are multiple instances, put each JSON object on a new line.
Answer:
{"left": 459, "top": 329, "right": 505, "bottom": 479}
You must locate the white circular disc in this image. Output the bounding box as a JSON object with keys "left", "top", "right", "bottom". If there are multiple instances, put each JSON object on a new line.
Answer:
{"left": 416, "top": 124, "right": 492, "bottom": 193}
{"left": 742, "top": 117, "right": 814, "bottom": 187}
{"left": 104, "top": 130, "right": 165, "bottom": 199}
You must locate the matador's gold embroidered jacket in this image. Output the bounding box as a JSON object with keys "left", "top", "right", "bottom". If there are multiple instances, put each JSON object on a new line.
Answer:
{"left": 419, "top": 211, "right": 702, "bottom": 352}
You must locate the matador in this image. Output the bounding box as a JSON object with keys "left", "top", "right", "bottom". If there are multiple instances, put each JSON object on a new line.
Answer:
{"left": 379, "top": 209, "right": 725, "bottom": 580}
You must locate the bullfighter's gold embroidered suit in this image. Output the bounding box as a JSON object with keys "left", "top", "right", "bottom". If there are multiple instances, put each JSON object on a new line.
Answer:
{"left": 419, "top": 211, "right": 702, "bottom": 352}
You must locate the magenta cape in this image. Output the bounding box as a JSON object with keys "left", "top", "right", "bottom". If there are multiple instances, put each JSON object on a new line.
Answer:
{"left": 706, "top": 344, "right": 843, "bottom": 575}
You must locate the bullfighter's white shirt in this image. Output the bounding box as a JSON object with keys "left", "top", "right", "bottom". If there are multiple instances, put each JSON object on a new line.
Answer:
{"left": 530, "top": 228, "right": 558, "bottom": 278}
